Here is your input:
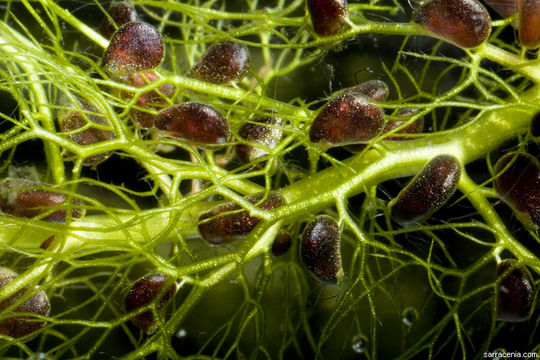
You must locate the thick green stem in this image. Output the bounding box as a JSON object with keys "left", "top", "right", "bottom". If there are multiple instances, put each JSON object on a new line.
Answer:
{"left": 280, "top": 97, "right": 536, "bottom": 219}
{"left": 0, "top": 23, "right": 65, "bottom": 184}
{"left": 459, "top": 174, "right": 540, "bottom": 274}
{"left": 1, "top": 2, "right": 540, "bottom": 357}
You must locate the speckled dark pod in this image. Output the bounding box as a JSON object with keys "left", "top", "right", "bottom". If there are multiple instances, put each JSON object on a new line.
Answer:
{"left": 100, "top": 1, "right": 138, "bottom": 39}
{"left": 412, "top": 0, "right": 491, "bottom": 48}
{"left": 0, "top": 267, "right": 50, "bottom": 342}
{"left": 301, "top": 215, "right": 343, "bottom": 283}
{"left": 188, "top": 41, "right": 250, "bottom": 84}
{"left": 532, "top": 111, "right": 540, "bottom": 139}
{"left": 58, "top": 94, "right": 115, "bottom": 166}
{"left": 124, "top": 273, "right": 177, "bottom": 334}
{"left": 236, "top": 115, "right": 283, "bottom": 167}
{"left": 494, "top": 152, "right": 540, "bottom": 229}
{"left": 40, "top": 235, "right": 56, "bottom": 250}
{"left": 198, "top": 192, "right": 285, "bottom": 245}
{"left": 102, "top": 22, "right": 164, "bottom": 78}
{"left": 155, "top": 102, "right": 230, "bottom": 145}
{"left": 519, "top": 0, "right": 540, "bottom": 48}
{"left": 0, "top": 178, "right": 85, "bottom": 222}
{"left": 307, "top": 0, "right": 349, "bottom": 36}
{"left": 483, "top": 0, "right": 517, "bottom": 19}
{"left": 383, "top": 108, "right": 424, "bottom": 140}
{"left": 389, "top": 155, "right": 461, "bottom": 226}
{"left": 271, "top": 229, "right": 292, "bottom": 256}
{"left": 342, "top": 79, "right": 389, "bottom": 102}
{"left": 122, "top": 72, "right": 176, "bottom": 128}
{"left": 309, "top": 93, "right": 385, "bottom": 146}
{"left": 496, "top": 259, "right": 535, "bottom": 322}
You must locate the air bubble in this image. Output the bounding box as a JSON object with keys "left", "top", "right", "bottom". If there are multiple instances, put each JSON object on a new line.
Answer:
{"left": 351, "top": 334, "right": 367, "bottom": 354}
{"left": 402, "top": 306, "right": 418, "bottom": 327}
{"left": 27, "top": 353, "right": 50, "bottom": 360}
{"left": 175, "top": 328, "right": 188, "bottom": 339}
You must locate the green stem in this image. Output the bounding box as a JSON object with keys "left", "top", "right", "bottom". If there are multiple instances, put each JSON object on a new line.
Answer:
{"left": 47, "top": 0, "right": 108, "bottom": 49}
{"left": 279, "top": 98, "right": 536, "bottom": 220}
{"left": 459, "top": 173, "right": 540, "bottom": 273}
{"left": 0, "top": 23, "right": 65, "bottom": 184}
{"left": 481, "top": 43, "right": 540, "bottom": 84}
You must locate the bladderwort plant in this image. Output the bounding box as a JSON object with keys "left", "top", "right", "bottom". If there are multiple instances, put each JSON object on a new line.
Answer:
{"left": 0, "top": 0, "right": 539, "bottom": 359}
